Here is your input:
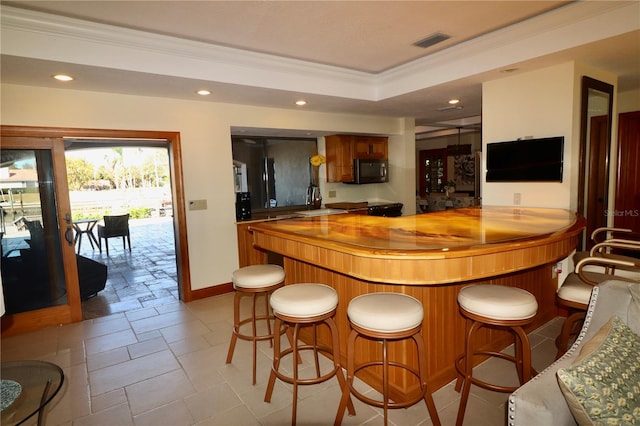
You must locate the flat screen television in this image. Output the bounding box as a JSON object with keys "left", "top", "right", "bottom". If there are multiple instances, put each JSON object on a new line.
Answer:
{"left": 485, "top": 136, "right": 564, "bottom": 182}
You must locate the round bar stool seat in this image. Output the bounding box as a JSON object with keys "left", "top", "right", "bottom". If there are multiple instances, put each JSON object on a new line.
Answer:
{"left": 264, "top": 283, "right": 354, "bottom": 425}
{"left": 455, "top": 285, "right": 538, "bottom": 426}
{"left": 335, "top": 293, "right": 441, "bottom": 426}
{"left": 225, "top": 264, "right": 285, "bottom": 385}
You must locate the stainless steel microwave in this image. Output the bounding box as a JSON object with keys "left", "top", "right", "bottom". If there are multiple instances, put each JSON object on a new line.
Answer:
{"left": 352, "top": 158, "right": 388, "bottom": 184}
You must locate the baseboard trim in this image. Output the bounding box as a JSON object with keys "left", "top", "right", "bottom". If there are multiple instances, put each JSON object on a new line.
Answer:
{"left": 189, "top": 282, "right": 233, "bottom": 301}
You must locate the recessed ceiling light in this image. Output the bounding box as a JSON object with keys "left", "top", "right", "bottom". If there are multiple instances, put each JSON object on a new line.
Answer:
{"left": 448, "top": 99, "right": 460, "bottom": 105}
{"left": 196, "top": 90, "right": 211, "bottom": 96}
{"left": 500, "top": 68, "right": 519, "bottom": 74}
{"left": 295, "top": 100, "right": 307, "bottom": 106}
{"left": 53, "top": 74, "right": 73, "bottom": 82}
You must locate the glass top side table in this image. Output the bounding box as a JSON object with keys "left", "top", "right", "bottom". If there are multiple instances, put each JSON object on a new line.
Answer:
{"left": 1, "top": 360, "right": 65, "bottom": 426}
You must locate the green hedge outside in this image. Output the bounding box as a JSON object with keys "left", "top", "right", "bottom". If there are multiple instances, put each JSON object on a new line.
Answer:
{"left": 71, "top": 207, "right": 152, "bottom": 221}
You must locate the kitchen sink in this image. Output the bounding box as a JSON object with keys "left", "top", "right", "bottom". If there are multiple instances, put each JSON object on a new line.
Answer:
{"left": 294, "top": 208, "right": 347, "bottom": 216}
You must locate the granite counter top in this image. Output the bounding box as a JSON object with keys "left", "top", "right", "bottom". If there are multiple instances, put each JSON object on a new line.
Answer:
{"left": 249, "top": 206, "right": 582, "bottom": 255}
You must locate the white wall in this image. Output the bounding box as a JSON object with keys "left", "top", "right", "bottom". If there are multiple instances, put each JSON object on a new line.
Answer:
{"left": 383, "top": 119, "right": 417, "bottom": 215}
{"left": 481, "top": 62, "right": 616, "bottom": 211}
{"left": 1, "top": 83, "right": 412, "bottom": 289}
{"left": 482, "top": 63, "right": 576, "bottom": 209}
{"left": 618, "top": 88, "right": 640, "bottom": 113}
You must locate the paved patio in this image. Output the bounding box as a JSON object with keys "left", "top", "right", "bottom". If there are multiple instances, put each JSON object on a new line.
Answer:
{"left": 79, "top": 216, "right": 179, "bottom": 319}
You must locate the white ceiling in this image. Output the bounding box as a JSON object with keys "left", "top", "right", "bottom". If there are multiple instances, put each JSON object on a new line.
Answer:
{"left": 1, "top": 1, "right": 639, "bottom": 136}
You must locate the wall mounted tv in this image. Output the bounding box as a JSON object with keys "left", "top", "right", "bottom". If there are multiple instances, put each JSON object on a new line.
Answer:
{"left": 485, "top": 136, "right": 564, "bottom": 182}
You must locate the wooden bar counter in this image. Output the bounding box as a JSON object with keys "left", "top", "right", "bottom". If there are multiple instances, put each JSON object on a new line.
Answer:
{"left": 246, "top": 206, "right": 584, "bottom": 398}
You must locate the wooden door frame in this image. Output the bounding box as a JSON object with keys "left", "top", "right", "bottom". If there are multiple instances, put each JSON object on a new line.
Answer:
{"left": 615, "top": 111, "right": 640, "bottom": 239}
{"left": 1, "top": 136, "right": 83, "bottom": 334}
{"left": 584, "top": 114, "right": 611, "bottom": 248}
{"left": 1, "top": 125, "right": 192, "bottom": 331}
{"left": 577, "top": 76, "right": 614, "bottom": 250}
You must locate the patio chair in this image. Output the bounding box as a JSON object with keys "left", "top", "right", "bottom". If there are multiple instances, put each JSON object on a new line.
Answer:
{"left": 98, "top": 214, "right": 131, "bottom": 255}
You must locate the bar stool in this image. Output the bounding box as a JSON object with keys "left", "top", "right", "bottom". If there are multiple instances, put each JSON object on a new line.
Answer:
{"left": 335, "top": 293, "right": 441, "bottom": 426}
{"left": 555, "top": 254, "right": 638, "bottom": 359}
{"left": 225, "top": 264, "right": 285, "bottom": 385}
{"left": 454, "top": 284, "right": 538, "bottom": 426}
{"left": 264, "top": 283, "right": 354, "bottom": 425}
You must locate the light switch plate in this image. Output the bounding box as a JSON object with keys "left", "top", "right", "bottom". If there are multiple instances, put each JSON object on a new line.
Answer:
{"left": 513, "top": 193, "right": 521, "bottom": 205}
{"left": 189, "top": 199, "right": 207, "bottom": 210}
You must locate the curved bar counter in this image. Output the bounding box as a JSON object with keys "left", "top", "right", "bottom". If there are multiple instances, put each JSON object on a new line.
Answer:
{"left": 247, "top": 206, "right": 584, "bottom": 397}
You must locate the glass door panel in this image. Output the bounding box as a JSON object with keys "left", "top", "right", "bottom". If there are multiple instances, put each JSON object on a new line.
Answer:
{"left": 1, "top": 137, "right": 81, "bottom": 334}
{"left": 1, "top": 149, "right": 69, "bottom": 313}
{"left": 418, "top": 148, "right": 448, "bottom": 196}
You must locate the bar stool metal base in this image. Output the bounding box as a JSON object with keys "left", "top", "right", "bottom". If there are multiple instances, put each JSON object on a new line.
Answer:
{"left": 335, "top": 323, "right": 441, "bottom": 426}
{"left": 264, "top": 310, "right": 355, "bottom": 425}
{"left": 226, "top": 282, "right": 285, "bottom": 385}
{"left": 555, "top": 297, "right": 588, "bottom": 359}
{"left": 454, "top": 309, "right": 537, "bottom": 426}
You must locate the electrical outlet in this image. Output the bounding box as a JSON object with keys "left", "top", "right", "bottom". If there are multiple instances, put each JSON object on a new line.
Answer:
{"left": 189, "top": 199, "right": 207, "bottom": 210}
{"left": 328, "top": 190, "right": 337, "bottom": 198}
{"left": 513, "top": 193, "right": 521, "bottom": 205}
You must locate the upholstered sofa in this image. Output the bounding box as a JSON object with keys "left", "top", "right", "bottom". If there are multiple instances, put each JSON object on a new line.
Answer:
{"left": 508, "top": 280, "right": 640, "bottom": 425}
{"left": 77, "top": 255, "right": 107, "bottom": 300}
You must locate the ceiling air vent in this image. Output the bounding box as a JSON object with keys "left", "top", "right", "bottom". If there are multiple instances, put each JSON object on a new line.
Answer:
{"left": 437, "top": 105, "right": 463, "bottom": 112}
{"left": 413, "top": 32, "right": 450, "bottom": 49}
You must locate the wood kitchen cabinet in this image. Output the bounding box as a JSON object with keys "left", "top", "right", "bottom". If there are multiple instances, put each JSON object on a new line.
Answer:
{"left": 325, "top": 134, "right": 388, "bottom": 182}
{"left": 354, "top": 136, "right": 387, "bottom": 158}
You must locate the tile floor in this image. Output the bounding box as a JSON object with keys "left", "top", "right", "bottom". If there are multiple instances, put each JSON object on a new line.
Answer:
{"left": 2, "top": 297, "right": 565, "bottom": 425}
{"left": 2, "top": 217, "right": 565, "bottom": 425}
{"left": 79, "top": 217, "right": 180, "bottom": 320}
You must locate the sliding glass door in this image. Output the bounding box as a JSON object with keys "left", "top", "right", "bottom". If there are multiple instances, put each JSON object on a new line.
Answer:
{"left": 1, "top": 137, "right": 82, "bottom": 334}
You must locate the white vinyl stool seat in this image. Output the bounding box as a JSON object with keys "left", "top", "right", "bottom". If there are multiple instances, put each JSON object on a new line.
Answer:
{"left": 269, "top": 283, "right": 338, "bottom": 318}
{"left": 226, "top": 264, "right": 285, "bottom": 385}
{"left": 556, "top": 276, "right": 593, "bottom": 305}
{"left": 232, "top": 264, "right": 286, "bottom": 289}
{"left": 347, "top": 292, "right": 424, "bottom": 332}
{"left": 335, "top": 293, "right": 441, "bottom": 426}
{"left": 457, "top": 284, "right": 538, "bottom": 320}
{"left": 264, "top": 283, "right": 354, "bottom": 426}
{"left": 455, "top": 284, "right": 538, "bottom": 426}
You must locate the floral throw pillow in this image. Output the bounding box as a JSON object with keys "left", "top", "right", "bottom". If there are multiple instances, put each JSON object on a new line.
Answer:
{"left": 556, "top": 316, "right": 640, "bottom": 425}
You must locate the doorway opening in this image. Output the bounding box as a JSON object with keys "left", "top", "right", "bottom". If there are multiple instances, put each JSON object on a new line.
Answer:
{"left": 0, "top": 126, "right": 190, "bottom": 335}
{"left": 64, "top": 140, "right": 178, "bottom": 319}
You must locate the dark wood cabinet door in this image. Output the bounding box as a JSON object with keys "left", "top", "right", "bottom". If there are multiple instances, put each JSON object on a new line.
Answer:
{"left": 354, "top": 137, "right": 387, "bottom": 159}
{"left": 615, "top": 111, "right": 640, "bottom": 239}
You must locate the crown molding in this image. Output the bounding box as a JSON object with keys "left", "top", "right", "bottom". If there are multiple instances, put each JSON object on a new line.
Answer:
{"left": 375, "top": 1, "right": 640, "bottom": 99}
{"left": 2, "top": 2, "right": 638, "bottom": 103}
{"left": 0, "top": 5, "right": 377, "bottom": 100}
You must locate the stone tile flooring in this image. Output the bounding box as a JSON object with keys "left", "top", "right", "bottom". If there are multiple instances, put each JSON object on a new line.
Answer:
{"left": 80, "top": 217, "right": 179, "bottom": 320}
{"left": 2, "top": 295, "right": 564, "bottom": 425}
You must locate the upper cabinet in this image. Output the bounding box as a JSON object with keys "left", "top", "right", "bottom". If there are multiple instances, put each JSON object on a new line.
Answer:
{"left": 353, "top": 136, "right": 388, "bottom": 159}
{"left": 325, "top": 135, "right": 388, "bottom": 182}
